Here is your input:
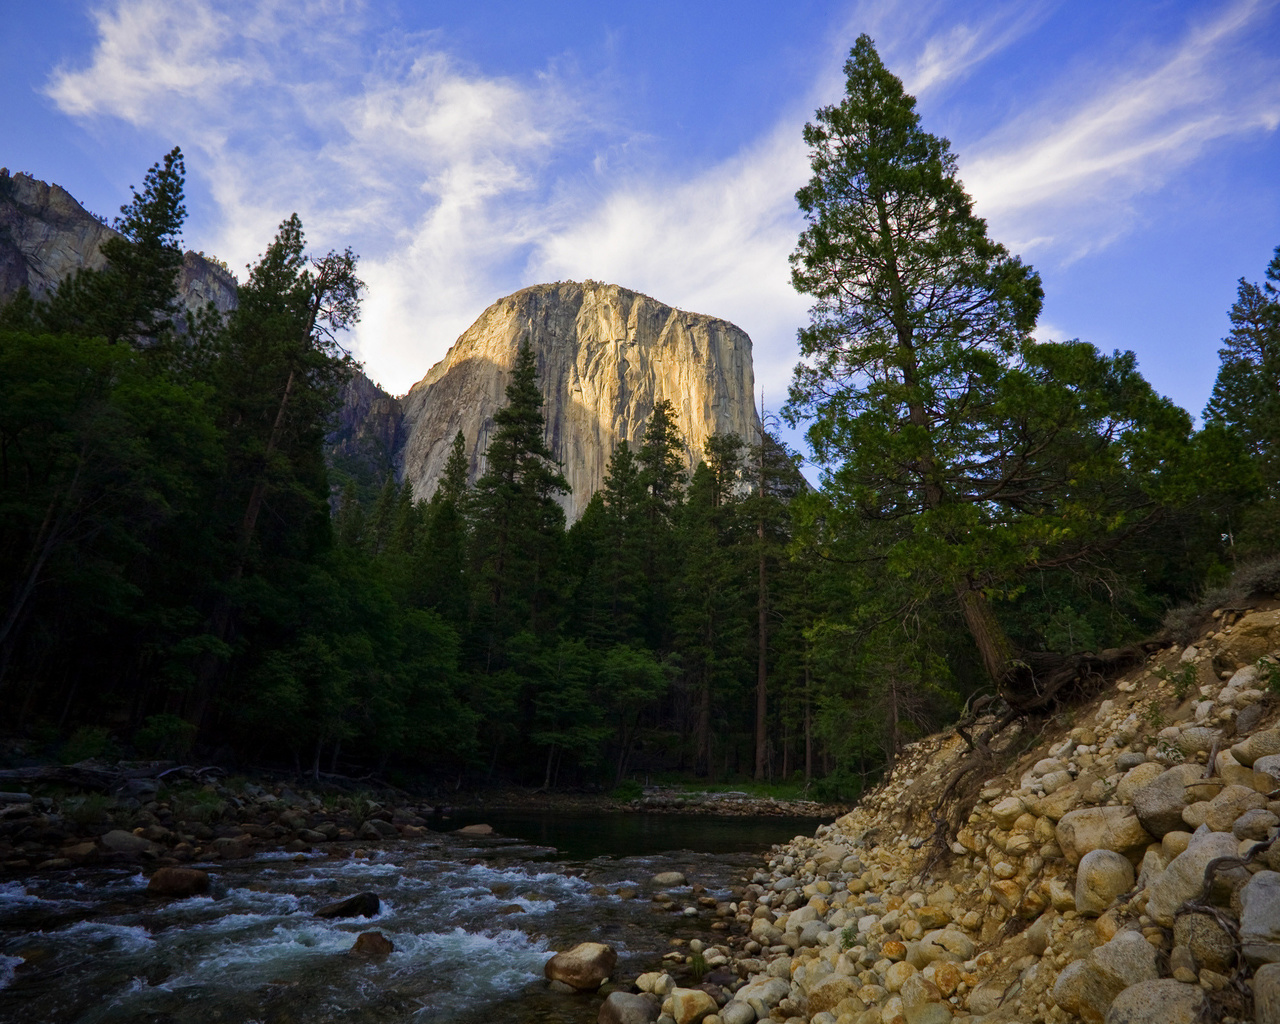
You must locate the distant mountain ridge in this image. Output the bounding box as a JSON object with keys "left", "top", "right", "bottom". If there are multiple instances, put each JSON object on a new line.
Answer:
{"left": 0, "top": 168, "right": 238, "bottom": 318}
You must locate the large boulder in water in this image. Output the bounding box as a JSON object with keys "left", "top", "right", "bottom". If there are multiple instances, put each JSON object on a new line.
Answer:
{"left": 350, "top": 931, "right": 394, "bottom": 956}
{"left": 147, "top": 867, "right": 210, "bottom": 897}
{"left": 544, "top": 942, "right": 617, "bottom": 990}
{"left": 316, "top": 892, "right": 380, "bottom": 918}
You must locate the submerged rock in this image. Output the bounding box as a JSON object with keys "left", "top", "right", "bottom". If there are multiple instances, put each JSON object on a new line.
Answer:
{"left": 146, "top": 867, "right": 209, "bottom": 897}
{"left": 350, "top": 931, "right": 394, "bottom": 956}
{"left": 316, "top": 892, "right": 380, "bottom": 919}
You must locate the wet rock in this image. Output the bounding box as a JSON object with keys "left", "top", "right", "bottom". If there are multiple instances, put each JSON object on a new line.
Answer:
{"left": 1101, "top": 978, "right": 1206, "bottom": 1024}
{"left": 652, "top": 872, "right": 687, "bottom": 886}
{"left": 316, "top": 892, "right": 380, "bottom": 918}
{"left": 1076, "top": 849, "right": 1135, "bottom": 916}
{"left": 358, "top": 819, "right": 397, "bottom": 840}
{"left": 210, "top": 836, "right": 250, "bottom": 859}
{"left": 1174, "top": 911, "right": 1234, "bottom": 973}
{"left": 457, "top": 823, "right": 494, "bottom": 835}
{"left": 599, "top": 991, "right": 662, "bottom": 1024}
{"left": 146, "top": 866, "right": 209, "bottom": 897}
{"left": 1056, "top": 806, "right": 1152, "bottom": 864}
{"left": 99, "top": 829, "right": 156, "bottom": 854}
{"left": 1241, "top": 870, "right": 1280, "bottom": 964}
{"left": 544, "top": 942, "right": 617, "bottom": 991}
{"left": 350, "top": 931, "right": 394, "bottom": 956}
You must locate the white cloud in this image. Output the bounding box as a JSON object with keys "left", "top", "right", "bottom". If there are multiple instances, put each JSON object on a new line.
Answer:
{"left": 961, "top": 0, "right": 1280, "bottom": 256}
{"left": 45, "top": 0, "right": 1280, "bottom": 405}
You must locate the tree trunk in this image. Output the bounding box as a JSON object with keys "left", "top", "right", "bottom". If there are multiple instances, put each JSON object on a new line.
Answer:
{"left": 804, "top": 666, "right": 813, "bottom": 783}
{"left": 954, "top": 581, "right": 1018, "bottom": 691}
{"left": 696, "top": 666, "right": 711, "bottom": 776}
{"left": 754, "top": 424, "right": 768, "bottom": 781}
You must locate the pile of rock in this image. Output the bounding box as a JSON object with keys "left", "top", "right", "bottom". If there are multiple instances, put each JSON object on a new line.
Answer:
{"left": 674, "top": 605, "right": 1280, "bottom": 1024}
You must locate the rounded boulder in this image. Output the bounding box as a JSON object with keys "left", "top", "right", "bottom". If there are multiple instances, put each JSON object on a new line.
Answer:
{"left": 544, "top": 941, "right": 617, "bottom": 991}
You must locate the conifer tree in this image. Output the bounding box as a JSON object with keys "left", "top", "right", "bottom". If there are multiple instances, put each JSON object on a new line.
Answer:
{"left": 469, "top": 339, "right": 570, "bottom": 668}
{"left": 787, "top": 35, "right": 1204, "bottom": 702}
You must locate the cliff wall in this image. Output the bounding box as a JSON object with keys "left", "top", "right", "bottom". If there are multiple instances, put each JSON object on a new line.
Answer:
{"left": 397, "top": 280, "right": 762, "bottom": 520}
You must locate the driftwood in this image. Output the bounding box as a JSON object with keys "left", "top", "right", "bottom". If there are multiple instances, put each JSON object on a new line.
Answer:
{"left": 0, "top": 762, "right": 222, "bottom": 792}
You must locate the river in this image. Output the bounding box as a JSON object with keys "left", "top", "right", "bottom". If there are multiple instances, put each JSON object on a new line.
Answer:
{"left": 0, "top": 812, "right": 824, "bottom": 1024}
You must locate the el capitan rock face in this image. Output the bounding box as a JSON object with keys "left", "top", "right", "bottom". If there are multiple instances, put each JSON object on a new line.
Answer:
{"left": 397, "top": 280, "right": 762, "bottom": 521}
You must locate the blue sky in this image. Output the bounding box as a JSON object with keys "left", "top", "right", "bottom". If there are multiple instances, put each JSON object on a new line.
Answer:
{"left": 4, "top": 0, "right": 1280, "bottom": 448}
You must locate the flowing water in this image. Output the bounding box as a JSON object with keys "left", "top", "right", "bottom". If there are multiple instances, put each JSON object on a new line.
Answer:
{"left": 0, "top": 812, "right": 823, "bottom": 1024}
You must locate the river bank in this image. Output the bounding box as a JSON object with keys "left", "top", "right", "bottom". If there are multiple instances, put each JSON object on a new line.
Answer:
{"left": 0, "top": 772, "right": 846, "bottom": 879}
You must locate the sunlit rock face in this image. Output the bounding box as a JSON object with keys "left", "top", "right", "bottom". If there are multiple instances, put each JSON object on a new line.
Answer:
{"left": 397, "top": 280, "right": 763, "bottom": 521}
{"left": 0, "top": 168, "right": 237, "bottom": 317}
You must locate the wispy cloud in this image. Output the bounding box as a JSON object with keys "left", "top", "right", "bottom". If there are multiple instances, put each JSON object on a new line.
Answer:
{"left": 44, "top": 0, "right": 1280, "bottom": 403}
{"left": 961, "top": 0, "right": 1280, "bottom": 255}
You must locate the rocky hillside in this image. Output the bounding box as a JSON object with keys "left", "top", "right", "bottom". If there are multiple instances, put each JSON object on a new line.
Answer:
{"left": 648, "top": 600, "right": 1280, "bottom": 1024}
{"left": 0, "top": 168, "right": 237, "bottom": 318}
{"left": 395, "top": 280, "right": 763, "bottom": 520}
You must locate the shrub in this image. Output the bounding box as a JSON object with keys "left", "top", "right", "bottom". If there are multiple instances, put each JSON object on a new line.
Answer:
{"left": 134, "top": 714, "right": 197, "bottom": 759}
{"left": 611, "top": 779, "right": 643, "bottom": 802}
{"left": 61, "top": 726, "right": 116, "bottom": 764}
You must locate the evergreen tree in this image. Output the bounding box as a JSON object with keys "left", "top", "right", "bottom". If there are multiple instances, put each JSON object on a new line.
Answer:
{"left": 636, "top": 400, "right": 686, "bottom": 651}
{"left": 469, "top": 339, "right": 570, "bottom": 670}
{"left": 1204, "top": 245, "right": 1280, "bottom": 553}
{"left": 41, "top": 148, "right": 188, "bottom": 345}
{"left": 786, "top": 35, "right": 1208, "bottom": 703}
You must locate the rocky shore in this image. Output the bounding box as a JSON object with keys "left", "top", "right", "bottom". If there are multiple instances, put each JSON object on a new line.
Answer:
{"left": 620, "top": 604, "right": 1280, "bottom": 1024}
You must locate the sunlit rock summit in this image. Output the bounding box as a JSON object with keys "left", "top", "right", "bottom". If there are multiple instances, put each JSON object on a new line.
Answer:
{"left": 394, "top": 281, "right": 762, "bottom": 521}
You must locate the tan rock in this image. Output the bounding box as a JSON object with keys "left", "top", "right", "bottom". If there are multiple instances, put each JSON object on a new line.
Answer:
{"left": 398, "top": 282, "right": 762, "bottom": 522}
{"left": 670, "top": 988, "right": 717, "bottom": 1024}
{"left": 1055, "top": 806, "right": 1152, "bottom": 864}
{"left": 1202, "top": 783, "right": 1267, "bottom": 831}
{"left": 544, "top": 941, "right": 617, "bottom": 990}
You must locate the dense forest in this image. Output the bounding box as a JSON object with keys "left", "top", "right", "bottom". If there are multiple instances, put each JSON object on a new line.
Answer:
{"left": 1, "top": 39, "right": 1276, "bottom": 797}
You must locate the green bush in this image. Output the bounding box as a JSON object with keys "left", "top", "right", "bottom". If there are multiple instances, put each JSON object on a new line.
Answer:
{"left": 62, "top": 793, "right": 115, "bottom": 826}
{"left": 611, "top": 779, "right": 643, "bottom": 802}
{"left": 171, "top": 788, "right": 225, "bottom": 824}
{"left": 61, "top": 726, "right": 116, "bottom": 764}
{"left": 134, "top": 714, "right": 197, "bottom": 759}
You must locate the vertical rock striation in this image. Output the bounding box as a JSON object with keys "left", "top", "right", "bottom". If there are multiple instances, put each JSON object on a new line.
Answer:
{"left": 398, "top": 280, "right": 762, "bottom": 521}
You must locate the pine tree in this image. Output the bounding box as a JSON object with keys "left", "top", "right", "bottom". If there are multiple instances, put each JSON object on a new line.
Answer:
{"left": 636, "top": 400, "right": 686, "bottom": 651}
{"left": 469, "top": 339, "right": 570, "bottom": 668}
{"left": 787, "top": 35, "right": 1204, "bottom": 703}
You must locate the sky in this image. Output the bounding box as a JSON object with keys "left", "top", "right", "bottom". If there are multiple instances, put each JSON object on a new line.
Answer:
{"left": 4, "top": 0, "right": 1280, "bottom": 458}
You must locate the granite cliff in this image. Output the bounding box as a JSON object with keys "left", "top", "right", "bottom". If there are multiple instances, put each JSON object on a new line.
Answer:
{"left": 394, "top": 280, "right": 762, "bottom": 521}
{"left": 0, "top": 168, "right": 237, "bottom": 318}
